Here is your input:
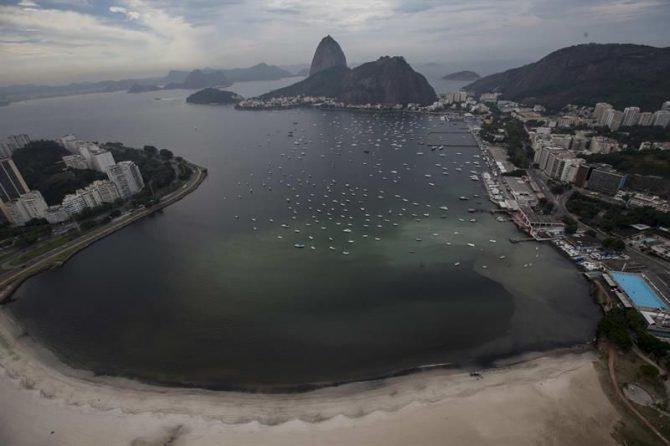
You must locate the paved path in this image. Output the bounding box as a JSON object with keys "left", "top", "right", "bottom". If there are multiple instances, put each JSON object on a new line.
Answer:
{"left": 0, "top": 164, "right": 206, "bottom": 302}
{"left": 608, "top": 345, "right": 670, "bottom": 445}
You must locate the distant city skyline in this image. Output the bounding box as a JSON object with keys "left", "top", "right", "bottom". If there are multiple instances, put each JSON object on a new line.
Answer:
{"left": 0, "top": 0, "right": 669, "bottom": 84}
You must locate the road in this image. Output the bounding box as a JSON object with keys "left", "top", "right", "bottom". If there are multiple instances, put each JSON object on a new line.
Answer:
{"left": 0, "top": 164, "right": 206, "bottom": 302}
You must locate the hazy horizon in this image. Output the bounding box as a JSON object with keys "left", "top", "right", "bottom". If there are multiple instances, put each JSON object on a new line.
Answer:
{"left": 1, "top": 0, "right": 669, "bottom": 85}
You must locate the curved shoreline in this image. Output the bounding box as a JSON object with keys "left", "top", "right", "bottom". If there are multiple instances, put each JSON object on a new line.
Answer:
{"left": 0, "top": 162, "right": 207, "bottom": 304}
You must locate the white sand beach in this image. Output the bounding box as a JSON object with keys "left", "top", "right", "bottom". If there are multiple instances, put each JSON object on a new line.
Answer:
{"left": 0, "top": 311, "right": 619, "bottom": 446}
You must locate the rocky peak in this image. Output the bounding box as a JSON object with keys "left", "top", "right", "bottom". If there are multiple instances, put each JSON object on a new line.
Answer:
{"left": 309, "top": 35, "right": 347, "bottom": 76}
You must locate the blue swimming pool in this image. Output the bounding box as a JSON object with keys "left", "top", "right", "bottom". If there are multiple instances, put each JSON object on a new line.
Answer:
{"left": 610, "top": 272, "right": 668, "bottom": 309}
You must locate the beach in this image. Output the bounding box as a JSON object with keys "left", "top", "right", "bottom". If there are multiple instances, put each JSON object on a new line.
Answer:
{"left": 0, "top": 311, "right": 619, "bottom": 446}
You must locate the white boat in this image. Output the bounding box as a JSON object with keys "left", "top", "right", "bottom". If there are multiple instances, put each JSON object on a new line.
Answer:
{"left": 467, "top": 243, "right": 475, "bottom": 247}
{"left": 294, "top": 243, "right": 305, "bottom": 248}
{"left": 454, "top": 262, "right": 461, "bottom": 266}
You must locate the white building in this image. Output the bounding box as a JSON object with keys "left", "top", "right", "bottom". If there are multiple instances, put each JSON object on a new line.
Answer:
{"left": 603, "top": 109, "right": 624, "bottom": 131}
{"left": 560, "top": 158, "right": 586, "bottom": 183}
{"left": 590, "top": 136, "right": 619, "bottom": 154}
{"left": 5, "top": 190, "right": 48, "bottom": 225}
{"left": 653, "top": 110, "right": 670, "bottom": 128}
{"left": 662, "top": 101, "right": 670, "bottom": 111}
{"left": 0, "top": 143, "right": 12, "bottom": 158}
{"left": 61, "top": 193, "right": 87, "bottom": 216}
{"left": 622, "top": 107, "right": 641, "bottom": 127}
{"left": 58, "top": 134, "right": 80, "bottom": 153}
{"left": 88, "top": 179, "right": 120, "bottom": 203}
{"left": 62, "top": 154, "right": 89, "bottom": 170}
{"left": 594, "top": 102, "right": 613, "bottom": 124}
{"left": 90, "top": 149, "right": 115, "bottom": 172}
{"left": 44, "top": 205, "right": 69, "bottom": 224}
{"left": 106, "top": 161, "right": 144, "bottom": 198}
{"left": 5, "top": 134, "right": 30, "bottom": 151}
{"left": 75, "top": 187, "right": 102, "bottom": 209}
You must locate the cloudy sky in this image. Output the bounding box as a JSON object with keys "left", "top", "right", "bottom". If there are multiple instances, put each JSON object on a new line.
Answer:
{"left": 1, "top": 0, "right": 669, "bottom": 84}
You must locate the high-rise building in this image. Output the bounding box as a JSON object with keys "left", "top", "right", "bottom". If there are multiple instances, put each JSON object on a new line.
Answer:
{"left": 662, "top": 101, "right": 670, "bottom": 111}
{"left": 58, "top": 134, "right": 80, "bottom": 153}
{"left": 604, "top": 109, "right": 624, "bottom": 131}
{"left": 638, "top": 112, "right": 654, "bottom": 127}
{"left": 4, "top": 190, "right": 48, "bottom": 225}
{"left": 594, "top": 102, "right": 613, "bottom": 124}
{"left": 590, "top": 136, "right": 619, "bottom": 154}
{"left": 0, "top": 158, "right": 29, "bottom": 203}
{"left": 90, "top": 149, "right": 115, "bottom": 172}
{"left": 622, "top": 107, "right": 641, "bottom": 127}
{"left": 61, "top": 193, "right": 87, "bottom": 216}
{"left": 76, "top": 187, "right": 102, "bottom": 209}
{"left": 0, "top": 143, "right": 12, "bottom": 158}
{"left": 62, "top": 154, "right": 89, "bottom": 170}
{"left": 88, "top": 179, "right": 120, "bottom": 203}
{"left": 5, "top": 134, "right": 31, "bottom": 151}
{"left": 587, "top": 165, "right": 627, "bottom": 195}
{"left": 653, "top": 110, "right": 670, "bottom": 128}
{"left": 106, "top": 161, "right": 144, "bottom": 198}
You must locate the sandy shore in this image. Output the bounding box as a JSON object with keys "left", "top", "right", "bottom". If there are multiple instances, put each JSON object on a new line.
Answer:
{"left": 0, "top": 310, "right": 619, "bottom": 446}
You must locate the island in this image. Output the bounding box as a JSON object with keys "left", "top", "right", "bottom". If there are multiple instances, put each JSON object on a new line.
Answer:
{"left": 442, "top": 70, "right": 480, "bottom": 81}
{"left": 186, "top": 88, "right": 243, "bottom": 105}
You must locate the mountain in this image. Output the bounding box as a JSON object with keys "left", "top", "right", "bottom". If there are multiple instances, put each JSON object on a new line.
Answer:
{"left": 127, "top": 83, "right": 161, "bottom": 93}
{"left": 222, "top": 63, "right": 293, "bottom": 82}
{"left": 442, "top": 70, "right": 480, "bottom": 81}
{"left": 466, "top": 43, "right": 670, "bottom": 111}
{"left": 309, "top": 35, "right": 347, "bottom": 76}
{"left": 264, "top": 37, "right": 437, "bottom": 106}
{"left": 186, "top": 88, "right": 243, "bottom": 104}
{"left": 165, "top": 69, "right": 232, "bottom": 89}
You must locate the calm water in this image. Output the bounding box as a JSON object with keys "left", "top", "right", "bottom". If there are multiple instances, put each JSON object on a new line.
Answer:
{"left": 0, "top": 80, "right": 600, "bottom": 390}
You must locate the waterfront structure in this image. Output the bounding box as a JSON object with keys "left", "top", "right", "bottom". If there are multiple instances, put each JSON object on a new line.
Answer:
{"left": 621, "top": 106, "right": 640, "bottom": 127}
{"left": 653, "top": 110, "right": 670, "bottom": 128}
{"left": 594, "top": 102, "right": 613, "bottom": 124}
{"left": 106, "top": 161, "right": 144, "bottom": 198}
{"left": 62, "top": 154, "right": 88, "bottom": 170}
{"left": 514, "top": 206, "right": 565, "bottom": 236}
{"left": 586, "top": 165, "right": 627, "bottom": 195}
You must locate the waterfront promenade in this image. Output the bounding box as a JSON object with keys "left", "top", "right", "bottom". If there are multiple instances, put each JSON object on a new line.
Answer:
{"left": 0, "top": 163, "right": 207, "bottom": 303}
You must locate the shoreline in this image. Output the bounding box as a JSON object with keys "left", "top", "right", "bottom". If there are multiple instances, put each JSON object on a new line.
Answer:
{"left": 0, "top": 162, "right": 207, "bottom": 304}
{"left": 0, "top": 307, "right": 619, "bottom": 445}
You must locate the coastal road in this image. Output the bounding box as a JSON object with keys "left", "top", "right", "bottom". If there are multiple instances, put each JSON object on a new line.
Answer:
{"left": 0, "top": 164, "right": 206, "bottom": 302}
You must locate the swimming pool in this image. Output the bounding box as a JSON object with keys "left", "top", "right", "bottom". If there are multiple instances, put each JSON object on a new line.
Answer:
{"left": 610, "top": 272, "right": 668, "bottom": 309}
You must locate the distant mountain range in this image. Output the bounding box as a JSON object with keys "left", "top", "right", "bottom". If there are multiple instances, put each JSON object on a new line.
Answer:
{"left": 466, "top": 43, "right": 670, "bottom": 111}
{"left": 263, "top": 36, "right": 437, "bottom": 106}
{"left": 442, "top": 70, "right": 480, "bottom": 81}
{"left": 0, "top": 63, "right": 294, "bottom": 104}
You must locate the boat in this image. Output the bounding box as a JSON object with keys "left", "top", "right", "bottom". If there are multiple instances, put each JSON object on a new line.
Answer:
{"left": 454, "top": 262, "right": 461, "bottom": 266}
{"left": 439, "top": 206, "right": 448, "bottom": 211}
{"left": 459, "top": 196, "right": 468, "bottom": 200}
{"left": 294, "top": 243, "right": 305, "bottom": 248}
{"left": 467, "top": 243, "right": 475, "bottom": 247}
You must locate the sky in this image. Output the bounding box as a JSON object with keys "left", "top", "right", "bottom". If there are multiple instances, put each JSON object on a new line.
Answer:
{"left": 1, "top": 0, "right": 669, "bottom": 85}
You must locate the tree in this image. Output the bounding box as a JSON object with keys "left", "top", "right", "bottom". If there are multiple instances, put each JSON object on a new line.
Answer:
{"left": 159, "top": 148, "right": 174, "bottom": 160}
{"left": 143, "top": 145, "right": 158, "bottom": 157}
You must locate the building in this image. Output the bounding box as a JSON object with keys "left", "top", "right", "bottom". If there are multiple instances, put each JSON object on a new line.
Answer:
{"left": 586, "top": 165, "right": 627, "bottom": 195}
{"left": 653, "top": 110, "right": 670, "bottom": 128}
{"left": 544, "top": 150, "right": 577, "bottom": 180}
{"left": 0, "top": 158, "right": 30, "bottom": 222}
{"left": 89, "top": 179, "right": 120, "bottom": 203}
{"left": 106, "top": 161, "right": 144, "bottom": 198}
{"left": 514, "top": 206, "right": 565, "bottom": 236}
{"left": 626, "top": 193, "right": 670, "bottom": 213}
{"left": 560, "top": 158, "right": 586, "bottom": 183}
{"left": 4, "top": 190, "right": 48, "bottom": 225}
{"left": 590, "top": 136, "right": 619, "bottom": 154}
{"left": 0, "top": 142, "right": 13, "bottom": 158}
{"left": 75, "top": 187, "right": 102, "bottom": 209}
{"left": 603, "top": 109, "right": 624, "bottom": 131}
{"left": 662, "top": 101, "right": 670, "bottom": 111}
{"left": 550, "top": 134, "right": 573, "bottom": 149}
{"left": 573, "top": 164, "right": 591, "bottom": 187}
{"left": 5, "top": 134, "right": 31, "bottom": 151}
{"left": 504, "top": 177, "right": 538, "bottom": 207}
{"left": 44, "top": 205, "right": 69, "bottom": 224}
{"left": 638, "top": 112, "right": 654, "bottom": 127}
{"left": 61, "top": 193, "right": 87, "bottom": 216}
{"left": 594, "top": 102, "right": 613, "bottom": 124}
{"left": 622, "top": 107, "right": 640, "bottom": 127}
{"left": 58, "top": 134, "right": 80, "bottom": 153}
{"left": 89, "top": 149, "right": 115, "bottom": 172}
{"left": 62, "top": 154, "right": 89, "bottom": 170}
